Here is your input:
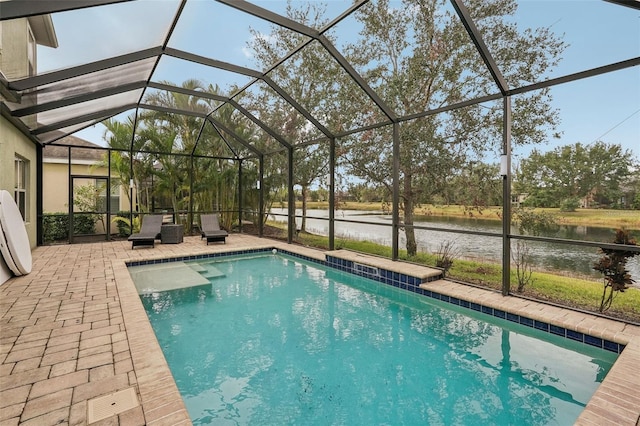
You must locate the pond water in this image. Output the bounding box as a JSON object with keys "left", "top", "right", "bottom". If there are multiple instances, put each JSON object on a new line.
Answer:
{"left": 269, "top": 208, "right": 640, "bottom": 283}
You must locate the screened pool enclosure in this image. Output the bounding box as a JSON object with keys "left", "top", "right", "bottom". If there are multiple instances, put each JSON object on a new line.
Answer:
{"left": 1, "top": 0, "right": 639, "bottom": 295}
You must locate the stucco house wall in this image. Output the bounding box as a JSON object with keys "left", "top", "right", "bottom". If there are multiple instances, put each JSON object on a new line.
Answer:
{"left": 0, "top": 13, "right": 58, "bottom": 250}
{"left": 43, "top": 138, "right": 130, "bottom": 235}
{"left": 0, "top": 116, "right": 38, "bottom": 248}
{"left": 42, "top": 160, "right": 110, "bottom": 213}
{"left": 42, "top": 138, "right": 109, "bottom": 213}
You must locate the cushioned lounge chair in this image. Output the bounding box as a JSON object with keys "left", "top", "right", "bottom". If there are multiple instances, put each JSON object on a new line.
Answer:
{"left": 128, "top": 215, "right": 163, "bottom": 249}
{"left": 200, "top": 214, "right": 228, "bottom": 245}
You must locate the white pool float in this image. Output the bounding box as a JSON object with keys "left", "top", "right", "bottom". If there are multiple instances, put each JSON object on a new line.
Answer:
{"left": 0, "top": 254, "right": 11, "bottom": 285}
{"left": 0, "top": 189, "right": 32, "bottom": 276}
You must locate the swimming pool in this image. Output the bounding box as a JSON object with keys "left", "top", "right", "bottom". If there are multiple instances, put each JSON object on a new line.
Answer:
{"left": 133, "top": 252, "right": 617, "bottom": 425}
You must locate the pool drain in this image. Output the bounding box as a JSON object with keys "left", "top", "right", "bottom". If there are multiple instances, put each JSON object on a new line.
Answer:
{"left": 87, "top": 387, "right": 139, "bottom": 423}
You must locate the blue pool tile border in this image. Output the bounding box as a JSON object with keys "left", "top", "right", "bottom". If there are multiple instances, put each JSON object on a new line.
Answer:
{"left": 323, "top": 254, "right": 625, "bottom": 354}
{"left": 126, "top": 247, "right": 275, "bottom": 267}
{"left": 422, "top": 293, "right": 623, "bottom": 354}
{"left": 126, "top": 248, "right": 625, "bottom": 354}
{"left": 418, "top": 289, "right": 623, "bottom": 354}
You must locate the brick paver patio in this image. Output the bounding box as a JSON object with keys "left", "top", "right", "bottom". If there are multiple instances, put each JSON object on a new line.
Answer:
{"left": 1, "top": 234, "right": 638, "bottom": 425}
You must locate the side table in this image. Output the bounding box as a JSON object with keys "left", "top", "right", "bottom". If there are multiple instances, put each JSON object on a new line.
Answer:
{"left": 161, "top": 224, "right": 183, "bottom": 244}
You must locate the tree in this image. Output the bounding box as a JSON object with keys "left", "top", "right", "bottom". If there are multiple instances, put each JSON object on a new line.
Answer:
{"left": 346, "top": 182, "right": 387, "bottom": 203}
{"left": 443, "top": 162, "right": 502, "bottom": 208}
{"left": 339, "top": 0, "right": 565, "bottom": 256}
{"left": 141, "top": 80, "right": 256, "bottom": 229}
{"left": 515, "top": 141, "right": 636, "bottom": 208}
{"left": 137, "top": 125, "right": 186, "bottom": 217}
{"left": 510, "top": 206, "right": 559, "bottom": 293}
{"left": 245, "top": 2, "right": 340, "bottom": 232}
{"left": 102, "top": 117, "right": 133, "bottom": 208}
{"left": 245, "top": 0, "right": 563, "bottom": 255}
{"left": 194, "top": 85, "right": 258, "bottom": 229}
{"left": 142, "top": 79, "right": 211, "bottom": 227}
{"left": 619, "top": 166, "right": 640, "bottom": 209}
{"left": 102, "top": 116, "right": 155, "bottom": 213}
{"left": 294, "top": 144, "right": 328, "bottom": 231}
{"left": 73, "top": 183, "right": 101, "bottom": 232}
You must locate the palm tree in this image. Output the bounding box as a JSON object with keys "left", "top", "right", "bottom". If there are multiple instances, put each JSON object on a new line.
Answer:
{"left": 102, "top": 116, "right": 156, "bottom": 212}
{"left": 143, "top": 80, "right": 261, "bottom": 230}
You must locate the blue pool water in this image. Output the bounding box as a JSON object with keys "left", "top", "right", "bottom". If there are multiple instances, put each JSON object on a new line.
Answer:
{"left": 138, "top": 253, "right": 617, "bottom": 425}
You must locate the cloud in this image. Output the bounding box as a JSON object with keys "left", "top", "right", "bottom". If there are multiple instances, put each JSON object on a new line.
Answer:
{"left": 242, "top": 32, "right": 278, "bottom": 59}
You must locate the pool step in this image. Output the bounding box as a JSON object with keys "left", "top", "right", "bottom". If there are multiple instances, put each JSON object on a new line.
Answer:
{"left": 129, "top": 262, "right": 209, "bottom": 294}
{"left": 187, "top": 262, "right": 226, "bottom": 280}
{"left": 187, "top": 264, "right": 207, "bottom": 273}
{"left": 202, "top": 272, "right": 225, "bottom": 280}
{"left": 200, "top": 265, "right": 226, "bottom": 280}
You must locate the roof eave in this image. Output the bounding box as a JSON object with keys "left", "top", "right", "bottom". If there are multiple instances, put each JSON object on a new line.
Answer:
{"left": 27, "top": 14, "right": 59, "bottom": 48}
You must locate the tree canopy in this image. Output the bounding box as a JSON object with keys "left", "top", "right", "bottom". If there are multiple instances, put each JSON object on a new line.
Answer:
{"left": 515, "top": 141, "right": 637, "bottom": 208}
{"left": 337, "top": 0, "right": 564, "bottom": 255}
{"left": 244, "top": 0, "right": 566, "bottom": 254}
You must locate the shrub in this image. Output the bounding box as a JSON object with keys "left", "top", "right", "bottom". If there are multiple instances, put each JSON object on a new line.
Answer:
{"left": 593, "top": 229, "right": 638, "bottom": 313}
{"left": 112, "top": 213, "right": 140, "bottom": 236}
{"left": 43, "top": 214, "right": 68, "bottom": 242}
{"left": 512, "top": 240, "right": 534, "bottom": 293}
{"left": 42, "top": 213, "right": 96, "bottom": 243}
{"left": 113, "top": 211, "right": 137, "bottom": 237}
{"left": 435, "top": 240, "right": 459, "bottom": 278}
{"left": 512, "top": 207, "right": 558, "bottom": 236}
{"left": 73, "top": 214, "right": 97, "bottom": 235}
{"left": 559, "top": 198, "right": 580, "bottom": 212}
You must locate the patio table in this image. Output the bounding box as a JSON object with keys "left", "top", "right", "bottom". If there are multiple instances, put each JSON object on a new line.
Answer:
{"left": 160, "top": 224, "right": 183, "bottom": 244}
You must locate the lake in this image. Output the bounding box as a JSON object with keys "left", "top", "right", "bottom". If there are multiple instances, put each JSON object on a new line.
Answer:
{"left": 269, "top": 208, "right": 640, "bottom": 283}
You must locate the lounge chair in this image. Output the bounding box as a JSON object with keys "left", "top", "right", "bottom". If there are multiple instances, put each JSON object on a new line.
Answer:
{"left": 200, "top": 214, "right": 228, "bottom": 244}
{"left": 128, "top": 215, "right": 163, "bottom": 249}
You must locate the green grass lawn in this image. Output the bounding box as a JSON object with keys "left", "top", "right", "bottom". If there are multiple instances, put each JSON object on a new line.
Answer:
{"left": 551, "top": 208, "right": 640, "bottom": 229}
{"left": 447, "top": 258, "right": 640, "bottom": 322}
{"left": 265, "top": 222, "right": 640, "bottom": 324}
{"left": 295, "top": 201, "right": 640, "bottom": 230}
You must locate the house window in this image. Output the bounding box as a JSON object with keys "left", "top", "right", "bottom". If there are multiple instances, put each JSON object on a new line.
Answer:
{"left": 96, "top": 181, "right": 120, "bottom": 213}
{"left": 14, "top": 156, "right": 28, "bottom": 221}
{"left": 110, "top": 188, "right": 121, "bottom": 213}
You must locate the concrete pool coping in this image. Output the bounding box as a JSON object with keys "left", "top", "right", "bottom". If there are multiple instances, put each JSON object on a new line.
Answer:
{"left": 0, "top": 234, "right": 638, "bottom": 424}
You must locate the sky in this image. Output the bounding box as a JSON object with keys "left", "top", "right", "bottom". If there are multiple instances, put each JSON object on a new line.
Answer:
{"left": 508, "top": 1, "right": 640, "bottom": 162}
{"left": 35, "top": 0, "right": 639, "bottom": 163}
